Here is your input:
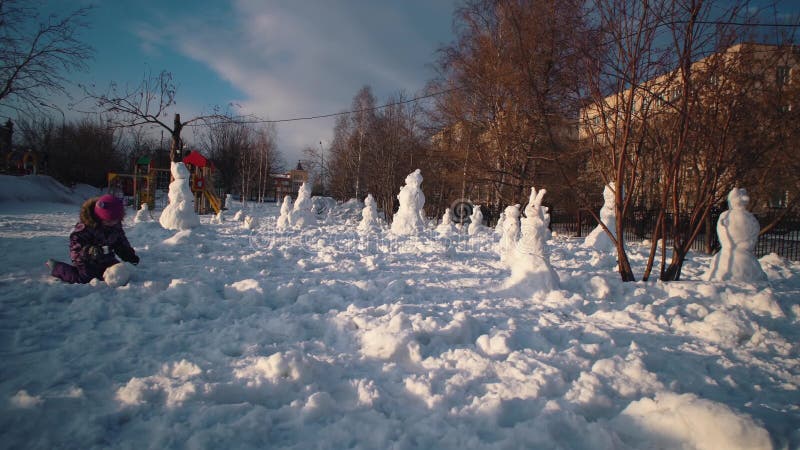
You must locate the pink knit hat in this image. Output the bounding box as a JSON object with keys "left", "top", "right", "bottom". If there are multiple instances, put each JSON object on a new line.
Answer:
{"left": 94, "top": 194, "right": 124, "bottom": 222}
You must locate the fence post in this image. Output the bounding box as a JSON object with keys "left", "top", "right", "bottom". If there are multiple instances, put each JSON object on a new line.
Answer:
{"left": 576, "top": 209, "right": 582, "bottom": 238}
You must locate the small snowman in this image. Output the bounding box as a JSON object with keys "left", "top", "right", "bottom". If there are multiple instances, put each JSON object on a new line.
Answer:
{"left": 585, "top": 182, "right": 618, "bottom": 252}
{"left": 498, "top": 204, "right": 521, "bottom": 261}
{"left": 494, "top": 210, "right": 506, "bottom": 235}
{"left": 276, "top": 195, "right": 293, "bottom": 230}
{"left": 705, "top": 188, "right": 767, "bottom": 283}
{"left": 358, "top": 194, "right": 381, "bottom": 234}
{"left": 468, "top": 205, "right": 486, "bottom": 236}
{"left": 436, "top": 208, "right": 456, "bottom": 237}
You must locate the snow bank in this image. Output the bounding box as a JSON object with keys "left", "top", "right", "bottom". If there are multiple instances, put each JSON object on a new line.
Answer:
{"left": 0, "top": 175, "right": 100, "bottom": 204}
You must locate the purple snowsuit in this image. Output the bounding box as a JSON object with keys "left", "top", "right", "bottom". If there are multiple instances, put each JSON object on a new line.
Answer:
{"left": 51, "top": 199, "right": 138, "bottom": 284}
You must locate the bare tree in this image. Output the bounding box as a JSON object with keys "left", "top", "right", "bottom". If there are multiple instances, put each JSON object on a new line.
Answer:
{"left": 430, "top": 0, "right": 587, "bottom": 215}
{"left": 17, "top": 115, "right": 124, "bottom": 186}
{"left": 302, "top": 141, "right": 329, "bottom": 195}
{"left": 200, "top": 121, "right": 282, "bottom": 203}
{"left": 83, "top": 70, "right": 242, "bottom": 163}
{"left": 0, "top": 1, "right": 92, "bottom": 114}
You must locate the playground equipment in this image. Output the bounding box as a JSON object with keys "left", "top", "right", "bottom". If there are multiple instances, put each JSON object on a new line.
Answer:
{"left": 182, "top": 150, "right": 223, "bottom": 215}
{"left": 4, "top": 150, "right": 43, "bottom": 175}
{"left": 107, "top": 151, "right": 223, "bottom": 215}
{"left": 107, "top": 156, "right": 170, "bottom": 210}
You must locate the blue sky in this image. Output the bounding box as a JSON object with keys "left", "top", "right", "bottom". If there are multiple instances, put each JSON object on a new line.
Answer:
{"left": 45, "top": 0, "right": 457, "bottom": 165}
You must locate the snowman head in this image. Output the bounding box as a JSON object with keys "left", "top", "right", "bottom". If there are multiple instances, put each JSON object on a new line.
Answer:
{"left": 405, "top": 169, "right": 423, "bottom": 187}
{"left": 504, "top": 204, "right": 521, "bottom": 219}
{"left": 727, "top": 188, "right": 750, "bottom": 210}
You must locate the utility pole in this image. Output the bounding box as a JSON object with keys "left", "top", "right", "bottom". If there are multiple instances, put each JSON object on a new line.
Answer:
{"left": 319, "top": 140, "right": 326, "bottom": 195}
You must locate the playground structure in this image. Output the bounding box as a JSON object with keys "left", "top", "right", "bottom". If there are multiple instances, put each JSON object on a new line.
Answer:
{"left": 182, "top": 150, "right": 223, "bottom": 215}
{"left": 107, "top": 156, "right": 170, "bottom": 210}
{"left": 4, "top": 149, "right": 45, "bottom": 175}
{"left": 108, "top": 151, "right": 223, "bottom": 215}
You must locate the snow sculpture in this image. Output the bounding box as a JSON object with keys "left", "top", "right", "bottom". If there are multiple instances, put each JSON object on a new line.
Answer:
{"left": 214, "top": 211, "right": 225, "bottom": 224}
{"left": 232, "top": 210, "right": 244, "bottom": 222}
{"left": 705, "top": 188, "right": 768, "bottom": 283}
{"left": 358, "top": 194, "right": 381, "bottom": 234}
{"left": 468, "top": 205, "right": 486, "bottom": 235}
{"left": 506, "top": 186, "right": 559, "bottom": 290}
{"left": 391, "top": 169, "right": 426, "bottom": 236}
{"left": 243, "top": 215, "right": 258, "bottom": 230}
{"left": 159, "top": 162, "right": 201, "bottom": 230}
{"left": 104, "top": 262, "right": 132, "bottom": 287}
{"left": 134, "top": 203, "right": 153, "bottom": 224}
{"left": 276, "top": 195, "right": 293, "bottom": 230}
{"left": 498, "top": 204, "right": 521, "bottom": 260}
{"left": 495, "top": 210, "right": 506, "bottom": 235}
{"left": 436, "top": 208, "right": 456, "bottom": 237}
{"left": 288, "top": 182, "right": 316, "bottom": 229}
{"left": 224, "top": 194, "right": 234, "bottom": 210}
{"left": 585, "top": 182, "right": 618, "bottom": 252}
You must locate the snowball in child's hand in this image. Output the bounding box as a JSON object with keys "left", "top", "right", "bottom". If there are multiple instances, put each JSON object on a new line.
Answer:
{"left": 105, "top": 262, "right": 133, "bottom": 287}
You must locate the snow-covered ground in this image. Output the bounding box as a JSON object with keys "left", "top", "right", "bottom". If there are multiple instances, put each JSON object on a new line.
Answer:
{"left": 1, "top": 175, "right": 799, "bottom": 449}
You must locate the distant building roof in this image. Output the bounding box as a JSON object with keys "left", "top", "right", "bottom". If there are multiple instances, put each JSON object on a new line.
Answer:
{"left": 295, "top": 161, "right": 304, "bottom": 171}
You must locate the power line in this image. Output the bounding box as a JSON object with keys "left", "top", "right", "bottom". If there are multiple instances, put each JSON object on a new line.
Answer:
{"left": 187, "top": 19, "right": 796, "bottom": 128}
{"left": 188, "top": 87, "right": 463, "bottom": 127}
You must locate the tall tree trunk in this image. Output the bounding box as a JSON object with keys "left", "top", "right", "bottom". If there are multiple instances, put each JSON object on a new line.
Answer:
{"left": 170, "top": 113, "right": 183, "bottom": 162}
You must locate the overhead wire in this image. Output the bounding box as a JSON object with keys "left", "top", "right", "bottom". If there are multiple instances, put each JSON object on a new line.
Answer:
{"left": 184, "top": 17, "right": 798, "bottom": 128}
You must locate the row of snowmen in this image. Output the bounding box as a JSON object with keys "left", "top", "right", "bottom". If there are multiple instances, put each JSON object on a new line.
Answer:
{"left": 145, "top": 163, "right": 767, "bottom": 285}
{"left": 274, "top": 168, "right": 766, "bottom": 284}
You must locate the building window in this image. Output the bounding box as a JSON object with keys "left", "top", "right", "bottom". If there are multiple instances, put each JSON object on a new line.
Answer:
{"left": 777, "top": 66, "right": 790, "bottom": 85}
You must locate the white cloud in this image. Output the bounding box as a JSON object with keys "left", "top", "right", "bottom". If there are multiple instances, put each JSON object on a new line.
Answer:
{"left": 133, "top": 0, "right": 451, "bottom": 164}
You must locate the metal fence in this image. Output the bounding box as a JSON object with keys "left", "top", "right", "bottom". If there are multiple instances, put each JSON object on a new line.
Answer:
{"left": 549, "top": 208, "right": 800, "bottom": 261}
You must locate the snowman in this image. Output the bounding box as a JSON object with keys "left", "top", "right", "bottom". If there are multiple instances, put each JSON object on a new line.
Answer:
{"left": 505, "top": 186, "right": 559, "bottom": 291}
{"left": 276, "top": 195, "right": 293, "bottom": 230}
{"left": 498, "top": 204, "right": 521, "bottom": 261}
{"left": 390, "top": 169, "right": 426, "bottom": 236}
{"left": 358, "top": 194, "right": 381, "bottom": 234}
{"left": 584, "top": 182, "right": 617, "bottom": 252}
{"left": 436, "top": 208, "right": 456, "bottom": 237}
{"left": 705, "top": 188, "right": 767, "bottom": 283}
{"left": 468, "top": 205, "right": 486, "bottom": 236}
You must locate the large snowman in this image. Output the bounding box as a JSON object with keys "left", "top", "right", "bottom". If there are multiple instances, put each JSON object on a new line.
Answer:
{"left": 159, "top": 162, "right": 201, "bottom": 230}
{"left": 705, "top": 188, "right": 767, "bottom": 283}
{"left": 504, "top": 186, "right": 559, "bottom": 291}
{"left": 391, "top": 169, "right": 426, "bottom": 236}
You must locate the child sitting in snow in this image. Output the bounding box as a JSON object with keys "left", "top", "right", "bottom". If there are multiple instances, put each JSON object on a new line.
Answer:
{"left": 47, "top": 194, "right": 139, "bottom": 284}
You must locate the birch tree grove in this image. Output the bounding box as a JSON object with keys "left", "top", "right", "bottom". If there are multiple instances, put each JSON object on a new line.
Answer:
{"left": 327, "top": 86, "right": 428, "bottom": 219}
{"left": 200, "top": 121, "right": 282, "bottom": 204}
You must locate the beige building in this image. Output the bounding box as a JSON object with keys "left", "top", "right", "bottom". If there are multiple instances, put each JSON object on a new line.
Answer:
{"left": 580, "top": 43, "right": 800, "bottom": 139}
{"left": 578, "top": 42, "right": 800, "bottom": 210}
